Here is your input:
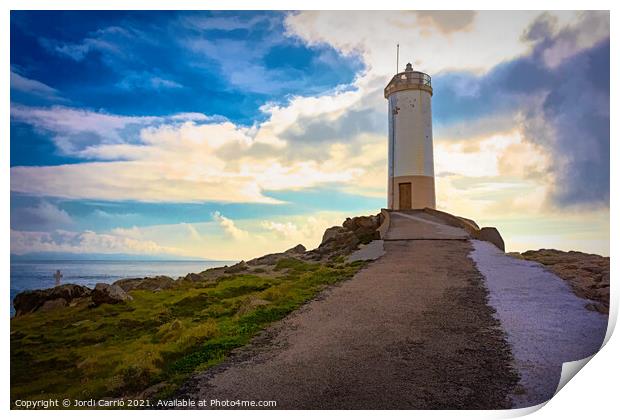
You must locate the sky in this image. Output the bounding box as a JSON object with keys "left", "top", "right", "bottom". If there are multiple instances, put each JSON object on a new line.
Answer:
{"left": 10, "top": 10, "right": 610, "bottom": 259}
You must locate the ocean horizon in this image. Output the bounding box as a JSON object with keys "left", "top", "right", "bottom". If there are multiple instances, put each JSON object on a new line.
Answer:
{"left": 10, "top": 259, "right": 234, "bottom": 315}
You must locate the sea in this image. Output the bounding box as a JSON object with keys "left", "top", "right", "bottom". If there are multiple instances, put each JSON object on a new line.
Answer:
{"left": 10, "top": 259, "right": 232, "bottom": 316}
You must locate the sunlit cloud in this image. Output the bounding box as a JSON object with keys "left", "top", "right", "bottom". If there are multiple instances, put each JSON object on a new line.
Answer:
{"left": 212, "top": 211, "right": 249, "bottom": 240}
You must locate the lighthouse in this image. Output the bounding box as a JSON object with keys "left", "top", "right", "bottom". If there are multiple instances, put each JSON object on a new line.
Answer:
{"left": 385, "top": 62, "right": 435, "bottom": 210}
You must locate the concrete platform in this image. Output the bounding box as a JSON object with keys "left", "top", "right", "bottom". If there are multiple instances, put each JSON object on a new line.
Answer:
{"left": 384, "top": 211, "right": 470, "bottom": 240}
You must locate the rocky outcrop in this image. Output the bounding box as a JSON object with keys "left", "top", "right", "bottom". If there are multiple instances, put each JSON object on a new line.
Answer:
{"left": 321, "top": 226, "right": 356, "bottom": 245}
{"left": 91, "top": 283, "right": 133, "bottom": 306}
{"left": 39, "top": 298, "right": 69, "bottom": 312}
{"left": 285, "top": 244, "right": 306, "bottom": 254}
{"left": 182, "top": 272, "right": 204, "bottom": 282}
{"left": 224, "top": 261, "right": 249, "bottom": 274}
{"left": 516, "top": 249, "right": 609, "bottom": 314}
{"left": 13, "top": 281, "right": 134, "bottom": 316}
{"left": 13, "top": 284, "right": 91, "bottom": 317}
{"left": 342, "top": 214, "right": 383, "bottom": 244}
{"left": 307, "top": 214, "right": 383, "bottom": 260}
{"left": 113, "top": 275, "right": 175, "bottom": 292}
{"left": 247, "top": 244, "right": 308, "bottom": 266}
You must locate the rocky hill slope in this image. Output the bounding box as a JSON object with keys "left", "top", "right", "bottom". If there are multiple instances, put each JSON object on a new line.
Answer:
{"left": 510, "top": 249, "right": 610, "bottom": 314}
{"left": 12, "top": 214, "right": 383, "bottom": 317}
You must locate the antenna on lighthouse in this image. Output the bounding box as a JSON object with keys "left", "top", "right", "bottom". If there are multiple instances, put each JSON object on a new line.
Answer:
{"left": 396, "top": 44, "right": 400, "bottom": 73}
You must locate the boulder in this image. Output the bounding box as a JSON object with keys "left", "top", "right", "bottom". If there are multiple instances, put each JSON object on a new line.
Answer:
{"left": 316, "top": 229, "right": 359, "bottom": 257}
{"left": 13, "top": 284, "right": 92, "bottom": 317}
{"left": 182, "top": 273, "right": 204, "bottom": 282}
{"left": 348, "top": 215, "right": 381, "bottom": 244}
{"left": 224, "top": 261, "right": 248, "bottom": 274}
{"left": 342, "top": 215, "right": 380, "bottom": 233}
{"left": 321, "top": 226, "right": 349, "bottom": 245}
{"left": 91, "top": 283, "right": 133, "bottom": 306}
{"left": 285, "top": 244, "right": 306, "bottom": 254}
{"left": 39, "top": 298, "right": 68, "bottom": 312}
{"left": 113, "top": 275, "right": 175, "bottom": 292}
{"left": 474, "top": 227, "right": 505, "bottom": 252}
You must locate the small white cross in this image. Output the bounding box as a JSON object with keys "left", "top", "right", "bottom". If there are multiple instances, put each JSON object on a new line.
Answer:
{"left": 54, "top": 270, "right": 63, "bottom": 287}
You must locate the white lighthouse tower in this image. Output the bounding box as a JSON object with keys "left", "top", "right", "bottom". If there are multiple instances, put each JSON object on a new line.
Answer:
{"left": 385, "top": 62, "right": 435, "bottom": 210}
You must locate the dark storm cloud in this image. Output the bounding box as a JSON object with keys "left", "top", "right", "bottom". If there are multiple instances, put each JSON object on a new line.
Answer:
{"left": 434, "top": 12, "right": 609, "bottom": 208}
{"left": 520, "top": 14, "right": 609, "bottom": 208}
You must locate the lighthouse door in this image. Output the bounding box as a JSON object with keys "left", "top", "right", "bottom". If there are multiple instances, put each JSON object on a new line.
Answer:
{"left": 399, "top": 183, "right": 412, "bottom": 210}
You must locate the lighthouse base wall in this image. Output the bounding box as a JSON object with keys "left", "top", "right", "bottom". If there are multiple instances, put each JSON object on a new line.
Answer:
{"left": 388, "top": 175, "right": 436, "bottom": 210}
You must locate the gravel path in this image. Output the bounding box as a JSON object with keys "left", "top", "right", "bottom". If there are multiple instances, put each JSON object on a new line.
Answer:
{"left": 470, "top": 240, "right": 608, "bottom": 408}
{"left": 178, "top": 239, "right": 518, "bottom": 409}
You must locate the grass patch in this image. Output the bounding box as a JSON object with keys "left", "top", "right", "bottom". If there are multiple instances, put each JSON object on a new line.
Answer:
{"left": 11, "top": 260, "right": 364, "bottom": 405}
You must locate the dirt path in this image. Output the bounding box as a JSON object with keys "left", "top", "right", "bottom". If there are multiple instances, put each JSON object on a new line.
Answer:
{"left": 178, "top": 239, "right": 518, "bottom": 409}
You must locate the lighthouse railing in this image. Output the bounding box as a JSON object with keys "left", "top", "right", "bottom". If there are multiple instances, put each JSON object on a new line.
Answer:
{"left": 384, "top": 71, "right": 433, "bottom": 98}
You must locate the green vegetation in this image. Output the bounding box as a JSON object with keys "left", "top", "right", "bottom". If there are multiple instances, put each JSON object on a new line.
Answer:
{"left": 11, "top": 258, "right": 364, "bottom": 403}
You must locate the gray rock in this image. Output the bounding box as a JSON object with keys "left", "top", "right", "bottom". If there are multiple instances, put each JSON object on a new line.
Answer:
{"left": 13, "top": 284, "right": 92, "bottom": 317}
{"left": 285, "top": 244, "right": 306, "bottom": 254}
{"left": 182, "top": 273, "right": 204, "bottom": 282}
{"left": 92, "top": 283, "right": 133, "bottom": 306}
{"left": 308, "top": 213, "right": 382, "bottom": 260}
{"left": 113, "top": 275, "right": 175, "bottom": 292}
{"left": 321, "top": 226, "right": 348, "bottom": 245}
{"left": 224, "top": 261, "right": 248, "bottom": 274}
{"left": 39, "top": 298, "right": 68, "bottom": 312}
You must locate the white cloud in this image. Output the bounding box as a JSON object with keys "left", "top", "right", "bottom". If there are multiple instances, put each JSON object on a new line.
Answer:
{"left": 284, "top": 11, "right": 546, "bottom": 76}
{"left": 41, "top": 26, "right": 139, "bottom": 62}
{"left": 10, "top": 104, "right": 156, "bottom": 154}
{"left": 116, "top": 72, "right": 183, "bottom": 90}
{"left": 259, "top": 216, "right": 340, "bottom": 245}
{"left": 10, "top": 71, "right": 64, "bottom": 101}
{"left": 10, "top": 97, "right": 373, "bottom": 202}
{"left": 212, "top": 211, "right": 249, "bottom": 240}
{"left": 261, "top": 220, "right": 300, "bottom": 239}
{"left": 10, "top": 228, "right": 179, "bottom": 256}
